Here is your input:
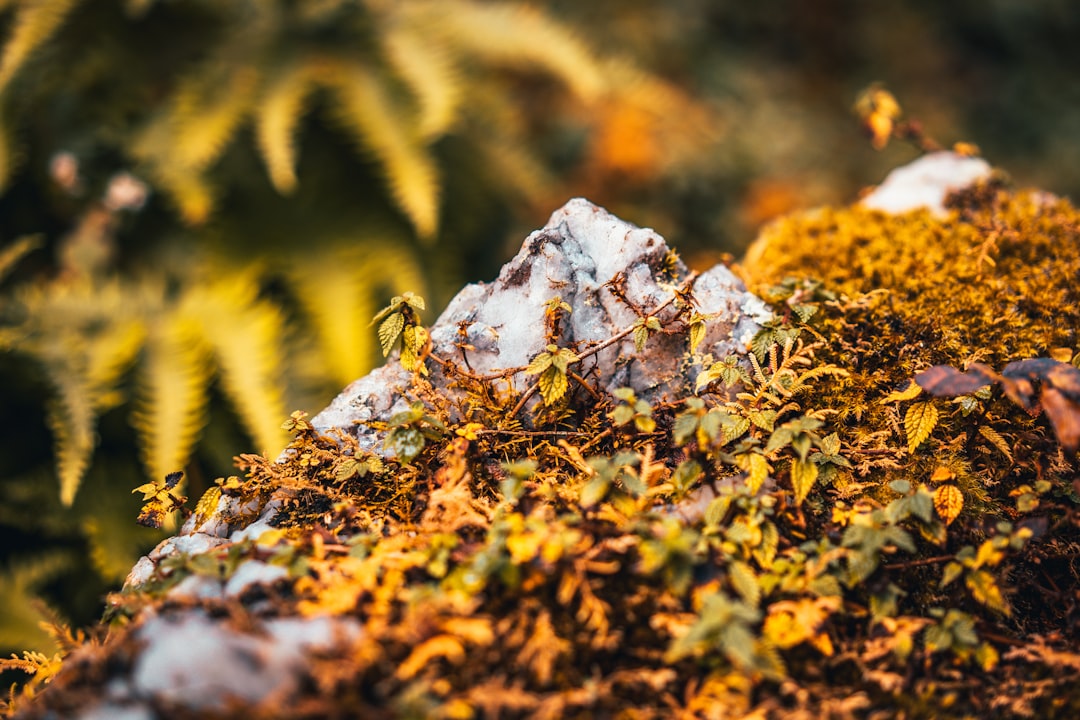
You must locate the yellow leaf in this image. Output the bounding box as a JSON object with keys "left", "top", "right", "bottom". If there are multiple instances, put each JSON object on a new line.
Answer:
{"left": 255, "top": 62, "right": 317, "bottom": 194}
{"left": 904, "top": 401, "right": 938, "bottom": 453}
{"left": 966, "top": 569, "right": 1010, "bottom": 617}
{"left": 879, "top": 379, "right": 922, "bottom": 404}
{"left": 929, "top": 466, "right": 955, "bottom": 483}
{"left": 378, "top": 312, "right": 405, "bottom": 356}
{"left": 933, "top": 484, "right": 964, "bottom": 526}
{"left": 689, "top": 318, "right": 706, "bottom": 354}
{"left": 537, "top": 366, "right": 568, "bottom": 406}
{"left": 325, "top": 62, "right": 440, "bottom": 240}
{"left": 133, "top": 316, "right": 212, "bottom": 486}
{"left": 728, "top": 561, "right": 760, "bottom": 608}
{"left": 742, "top": 453, "right": 770, "bottom": 494}
{"left": 395, "top": 635, "right": 465, "bottom": 680}
{"left": 763, "top": 597, "right": 839, "bottom": 653}
{"left": 790, "top": 457, "right": 818, "bottom": 507}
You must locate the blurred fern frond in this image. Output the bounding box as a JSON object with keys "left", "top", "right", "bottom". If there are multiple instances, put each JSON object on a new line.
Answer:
{"left": 0, "top": 266, "right": 292, "bottom": 504}
{"left": 132, "top": 310, "right": 213, "bottom": 488}
{"left": 0, "top": 0, "right": 618, "bottom": 238}
{"left": 287, "top": 242, "right": 428, "bottom": 388}
{"left": 0, "top": 551, "right": 72, "bottom": 653}
{"left": 0, "top": 0, "right": 77, "bottom": 95}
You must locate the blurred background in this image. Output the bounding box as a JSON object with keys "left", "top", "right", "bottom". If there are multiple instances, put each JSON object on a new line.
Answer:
{"left": 1, "top": 0, "right": 1078, "bottom": 658}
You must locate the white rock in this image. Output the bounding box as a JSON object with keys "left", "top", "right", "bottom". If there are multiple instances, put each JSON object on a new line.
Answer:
{"left": 130, "top": 612, "right": 360, "bottom": 711}
{"left": 861, "top": 151, "right": 993, "bottom": 217}
{"left": 223, "top": 559, "right": 288, "bottom": 596}
{"left": 314, "top": 198, "right": 768, "bottom": 448}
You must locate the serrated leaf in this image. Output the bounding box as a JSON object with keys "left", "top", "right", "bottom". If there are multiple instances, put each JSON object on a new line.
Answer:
{"left": 933, "top": 484, "right": 964, "bottom": 526}
{"left": 672, "top": 412, "right": 699, "bottom": 446}
{"left": 400, "top": 324, "right": 428, "bottom": 371}
{"left": 744, "top": 453, "right": 770, "bottom": 494}
{"left": 402, "top": 292, "right": 426, "bottom": 311}
{"left": 610, "top": 405, "right": 635, "bottom": 426}
{"left": 904, "top": 401, "right": 939, "bottom": 453}
{"left": 749, "top": 408, "right": 777, "bottom": 432}
{"left": 378, "top": 312, "right": 405, "bottom": 356}
{"left": 525, "top": 351, "right": 554, "bottom": 376}
{"left": 728, "top": 561, "right": 761, "bottom": 608}
{"left": 965, "top": 569, "right": 1010, "bottom": 616}
{"left": 790, "top": 457, "right": 819, "bottom": 506}
{"left": 817, "top": 432, "right": 842, "bottom": 456}
{"left": 537, "top": 366, "right": 568, "bottom": 406}
{"left": 633, "top": 324, "right": 649, "bottom": 352}
{"left": 754, "top": 522, "right": 779, "bottom": 568}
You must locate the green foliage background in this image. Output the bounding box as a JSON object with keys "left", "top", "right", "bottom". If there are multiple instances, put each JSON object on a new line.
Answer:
{"left": 1, "top": 0, "right": 1078, "bottom": 663}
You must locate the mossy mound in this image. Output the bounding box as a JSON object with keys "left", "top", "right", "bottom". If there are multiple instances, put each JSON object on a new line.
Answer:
{"left": 6, "top": 175, "right": 1079, "bottom": 719}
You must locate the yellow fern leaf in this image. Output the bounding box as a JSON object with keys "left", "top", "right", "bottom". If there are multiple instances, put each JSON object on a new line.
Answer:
{"left": 423, "top": 0, "right": 604, "bottom": 102}
{"left": 471, "top": 129, "right": 557, "bottom": 205}
{"left": 168, "top": 65, "right": 260, "bottom": 172}
{"left": 185, "top": 274, "right": 289, "bottom": 456}
{"left": 45, "top": 374, "right": 95, "bottom": 506}
{"left": 324, "top": 62, "right": 440, "bottom": 239}
{"left": 38, "top": 295, "right": 143, "bottom": 504}
{"left": 286, "top": 243, "right": 426, "bottom": 386}
{"left": 0, "top": 0, "right": 78, "bottom": 96}
{"left": 132, "top": 315, "right": 213, "bottom": 485}
{"left": 0, "top": 551, "right": 72, "bottom": 653}
{"left": 255, "top": 61, "right": 316, "bottom": 194}
{"left": 151, "top": 164, "right": 217, "bottom": 225}
{"left": 382, "top": 24, "right": 462, "bottom": 139}
{"left": 0, "top": 234, "right": 41, "bottom": 283}
{"left": 84, "top": 316, "right": 145, "bottom": 412}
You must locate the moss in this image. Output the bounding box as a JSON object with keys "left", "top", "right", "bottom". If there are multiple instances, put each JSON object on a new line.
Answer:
{"left": 742, "top": 184, "right": 1080, "bottom": 367}
{"left": 7, "top": 182, "right": 1080, "bottom": 719}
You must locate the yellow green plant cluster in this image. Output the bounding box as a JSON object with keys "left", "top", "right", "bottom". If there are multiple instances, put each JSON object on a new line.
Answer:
{"left": 5, "top": 178, "right": 1079, "bottom": 717}
{"left": 0, "top": 0, "right": 726, "bottom": 654}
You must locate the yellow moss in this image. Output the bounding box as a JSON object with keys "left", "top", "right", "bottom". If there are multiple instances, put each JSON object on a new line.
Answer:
{"left": 742, "top": 186, "right": 1080, "bottom": 369}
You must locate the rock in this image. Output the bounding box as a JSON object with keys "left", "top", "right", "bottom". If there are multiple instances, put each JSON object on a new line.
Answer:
{"left": 861, "top": 151, "right": 993, "bottom": 216}
{"left": 312, "top": 198, "right": 769, "bottom": 450}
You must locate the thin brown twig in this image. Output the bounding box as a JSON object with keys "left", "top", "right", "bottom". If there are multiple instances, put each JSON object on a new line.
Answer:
{"left": 882, "top": 555, "right": 953, "bottom": 570}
